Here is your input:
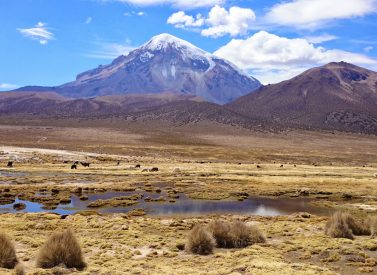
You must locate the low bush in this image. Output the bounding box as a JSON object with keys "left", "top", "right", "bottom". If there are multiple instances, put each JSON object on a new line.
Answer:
{"left": 325, "top": 212, "right": 354, "bottom": 239}
{"left": 186, "top": 225, "right": 215, "bottom": 255}
{"left": 343, "top": 213, "right": 371, "bottom": 236}
{"left": 229, "top": 221, "right": 266, "bottom": 248}
{"left": 208, "top": 220, "right": 232, "bottom": 248}
{"left": 208, "top": 220, "right": 266, "bottom": 249}
{"left": 37, "top": 229, "right": 86, "bottom": 269}
{"left": 0, "top": 233, "right": 18, "bottom": 269}
{"left": 368, "top": 216, "right": 377, "bottom": 237}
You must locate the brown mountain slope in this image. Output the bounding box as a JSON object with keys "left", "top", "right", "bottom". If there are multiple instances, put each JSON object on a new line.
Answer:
{"left": 227, "top": 62, "right": 377, "bottom": 133}
{"left": 0, "top": 91, "right": 267, "bottom": 130}
{"left": 0, "top": 92, "right": 203, "bottom": 117}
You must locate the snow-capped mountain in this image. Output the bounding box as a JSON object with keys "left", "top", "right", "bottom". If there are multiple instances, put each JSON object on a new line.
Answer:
{"left": 16, "top": 33, "right": 261, "bottom": 104}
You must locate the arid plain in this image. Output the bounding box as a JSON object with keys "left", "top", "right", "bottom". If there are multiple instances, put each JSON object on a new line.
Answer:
{"left": 1, "top": 121, "right": 377, "bottom": 274}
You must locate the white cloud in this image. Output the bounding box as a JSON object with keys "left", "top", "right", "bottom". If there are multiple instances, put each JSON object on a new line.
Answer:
{"left": 202, "top": 6, "right": 256, "bottom": 37}
{"left": 168, "top": 5, "right": 256, "bottom": 37}
{"left": 167, "top": 11, "right": 204, "bottom": 28}
{"left": 86, "top": 17, "right": 93, "bottom": 24}
{"left": 214, "top": 31, "right": 377, "bottom": 84}
{"left": 113, "top": 0, "right": 224, "bottom": 9}
{"left": 17, "top": 22, "right": 54, "bottom": 45}
{"left": 86, "top": 40, "right": 135, "bottom": 59}
{"left": 124, "top": 10, "right": 146, "bottom": 16}
{"left": 304, "top": 34, "right": 338, "bottom": 44}
{"left": 364, "top": 46, "right": 374, "bottom": 52}
{"left": 265, "top": 0, "right": 377, "bottom": 29}
{"left": 0, "top": 83, "right": 18, "bottom": 91}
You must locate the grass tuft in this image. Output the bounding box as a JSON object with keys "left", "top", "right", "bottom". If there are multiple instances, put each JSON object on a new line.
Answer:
{"left": 0, "top": 233, "right": 18, "bottom": 269}
{"left": 208, "top": 220, "right": 233, "bottom": 248}
{"left": 325, "top": 212, "right": 354, "bottom": 239}
{"left": 186, "top": 225, "right": 215, "bottom": 255}
{"left": 37, "top": 229, "right": 86, "bottom": 269}
{"left": 208, "top": 220, "right": 266, "bottom": 249}
{"left": 342, "top": 213, "right": 371, "bottom": 236}
{"left": 15, "top": 263, "right": 25, "bottom": 275}
{"left": 229, "top": 221, "right": 266, "bottom": 248}
{"left": 368, "top": 216, "right": 377, "bottom": 237}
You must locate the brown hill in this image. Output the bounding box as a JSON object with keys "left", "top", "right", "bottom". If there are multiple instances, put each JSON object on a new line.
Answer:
{"left": 227, "top": 62, "right": 377, "bottom": 133}
{"left": 0, "top": 92, "right": 203, "bottom": 117}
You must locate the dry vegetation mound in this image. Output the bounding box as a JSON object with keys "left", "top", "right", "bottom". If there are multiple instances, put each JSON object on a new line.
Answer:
{"left": 325, "top": 211, "right": 374, "bottom": 239}
{"left": 0, "top": 233, "right": 18, "bottom": 269}
{"left": 186, "top": 225, "right": 216, "bottom": 255}
{"left": 208, "top": 220, "right": 266, "bottom": 248}
{"left": 37, "top": 229, "right": 86, "bottom": 269}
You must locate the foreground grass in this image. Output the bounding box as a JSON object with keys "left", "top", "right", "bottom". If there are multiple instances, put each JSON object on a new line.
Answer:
{"left": 0, "top": 131, "right": 376, "bottom": 274}
{"left": 0, "top": 212, "right": 376, "bottom": 274}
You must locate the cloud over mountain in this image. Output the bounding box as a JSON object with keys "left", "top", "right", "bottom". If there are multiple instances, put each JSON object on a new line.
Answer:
{"left": 215, "top": 31, "right": 377, "bottom": 84}
{"left": 168, "top": 6, "right": 256, "bottom": 37}
{"left": 265, "top": 0, "right": 377, "bottom": 29}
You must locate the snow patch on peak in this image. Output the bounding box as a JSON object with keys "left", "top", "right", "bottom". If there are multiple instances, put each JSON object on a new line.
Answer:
{"left": 140, "top": 52, "right": 154, "bottom": 62}
{"left": 141, "top": 33, "right": 217, "bottom": 73}
{"left": 142, "top": 33, "right": 206, "bottom": 55}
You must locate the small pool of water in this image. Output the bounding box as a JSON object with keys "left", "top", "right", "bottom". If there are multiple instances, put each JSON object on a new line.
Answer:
{"left": 0, "top": 190, "right": 331, "bottom": 217}
{"left": 0, "top": 170, "right": 28, "bottom": 177}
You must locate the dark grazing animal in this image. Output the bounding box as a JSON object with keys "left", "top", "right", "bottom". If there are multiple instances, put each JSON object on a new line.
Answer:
{"left": 80, "top": 162, "right": 90, "bottom": 167}
{"left": 256, "top": 165, "right": 261, "bottom": 169}
{"left": 7, "top": 161, "right": 13, "bottom": 168}
{"left": 71, "top": 164, "right": 77, "bottom": 170}
{"left": 117, "top": 161, "right": 120, "bottom": 166}
{"left": 280, "top": 165, "right": 284, "bottom": 168}
{"left": 135, "top": 164, "right": 141, "bottom": 168}
{"left": 150, "top": 167, "right": 159, "bottom": 172}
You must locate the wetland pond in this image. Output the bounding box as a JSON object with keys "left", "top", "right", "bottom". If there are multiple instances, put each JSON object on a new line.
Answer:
{"left": 0, "top": 190, "right": 331, "bottom": 217}
{"left": 0, "top": 169, "right": 331, "bottom": 217}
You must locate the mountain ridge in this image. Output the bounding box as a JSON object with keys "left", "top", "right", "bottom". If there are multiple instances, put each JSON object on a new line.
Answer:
{"left": 227, "top": 61, "right": 377, "bottom": 133}
{"left": 13, "top": 33, "right": 261, "bottom": 104}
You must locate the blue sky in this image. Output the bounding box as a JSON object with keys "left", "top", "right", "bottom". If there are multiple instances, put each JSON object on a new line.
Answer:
{"left": 1, "top": 0, "right": 377, "bottom": 90}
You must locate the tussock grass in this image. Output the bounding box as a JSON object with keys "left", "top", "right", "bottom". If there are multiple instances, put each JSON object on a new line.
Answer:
{"left": 0, "top": 233, "right": 18, "bottom": 269}
{"left": 37, "top": 229, "right": 86, "bottom": 269}
{"left": 368, "top": 216, "right": 377, "bottom": 237}
{"left": 326, "top": 212, "right": 377, "bottom": 239}
{"left": 325, "top": 212, "right": 354, "bottom": 239}
{"left": 208, "top": 220, "right": 266, "bottom": 249}
{"left": 229, "top": 221, "right": 266, "bottom": 248}
{"left": 186, "top": 225, "right": 215, "bottom": 255}
{"left": 15, "top": 263, "right": 25, "bottom": 275}
{"left": 342, "top": 213, "right": 371, "bottom": 236}
{"left": 208, "top": 221, "right": 232, "bottom": 248}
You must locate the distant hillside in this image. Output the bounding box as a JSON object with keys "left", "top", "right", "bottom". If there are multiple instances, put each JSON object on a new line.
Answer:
{"left": 227, "top": 62, "right": 377, "bottom": 134}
